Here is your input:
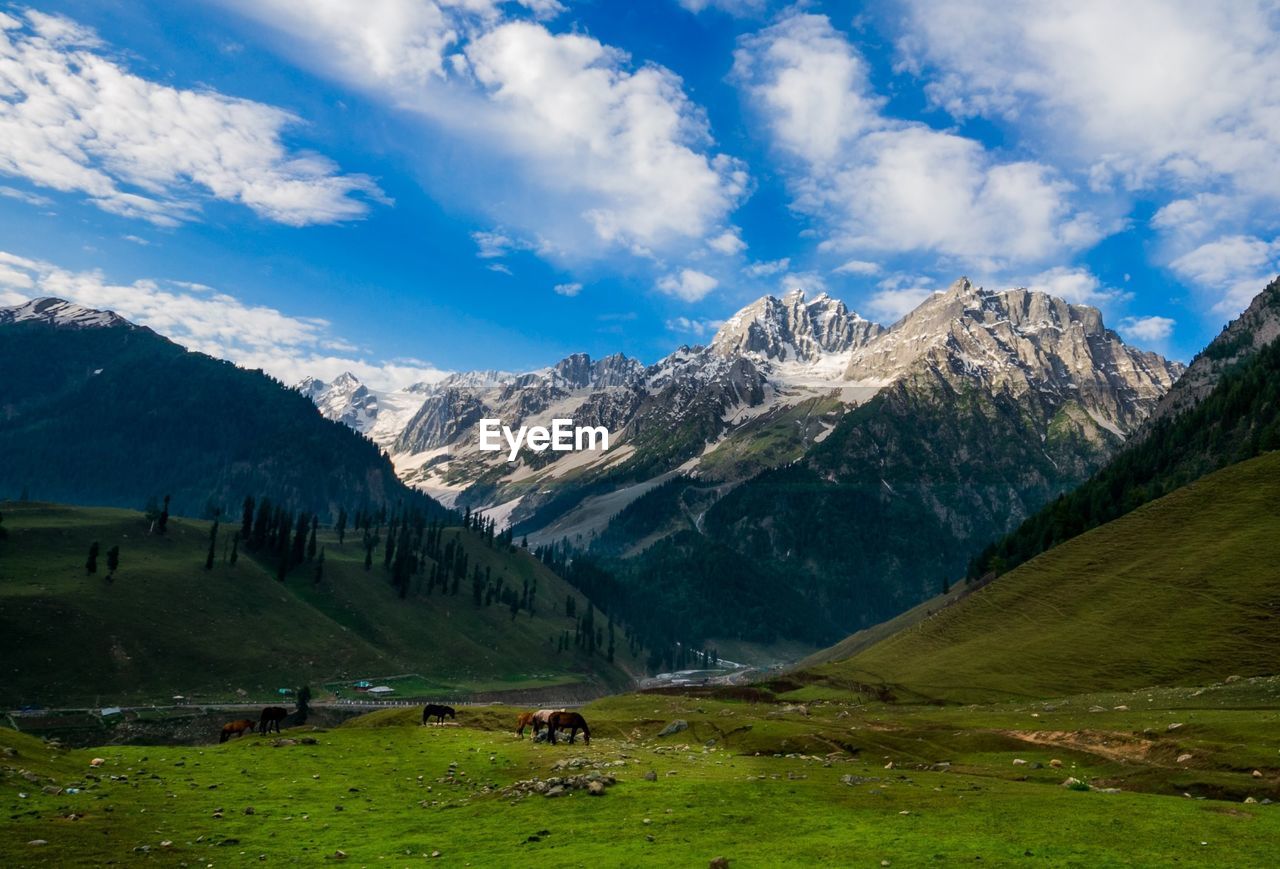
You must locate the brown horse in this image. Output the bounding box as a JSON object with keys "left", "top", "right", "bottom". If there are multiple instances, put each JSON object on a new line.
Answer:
{"left": 219, "top": 719, "right": 257, "bottom": 743}
{"left": 259, "top": 706, "right": 289, "bottom": 734}
{"left": 547, "top": 710, "right": 590, "bottom": 745}
{"left": 516, "top": 708, "right": 556, "bottom": 739}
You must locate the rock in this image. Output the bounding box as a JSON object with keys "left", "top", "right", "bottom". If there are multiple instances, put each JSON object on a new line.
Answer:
{"left": 244, "top": 806, "right": 255, "bottom": 815}
{"left": 1167, "top": 723, "right": 1184, "bottom": 732}
{"left": 1225, "top": 675, "right": 1242, "bottom": 683}
{"left": 1012, "top": 759, "right": 1027, "bottom": 765}
{"left": 658, "top": 720, "right": 689, "bottom": 737}
{"left": 333, "top": 849, "right": 348, "bottom": 860}
{"left": 28, "top": 840, "right": 48, "bottom": 847}
{"left": 709, "top": 858, "right": 730, "bottom": 869}
{"left": 1049, "top": 759, "right": 1063, "bottom": 769}
{"left": 431, "top": 851, "right": 442, "bottom": 858}
{"left": 90, "top": 758, "right": 105, "bottom": 767}
{"left": 587, "top": 781, "right": 606, "bottom": 796}
{"left": 1177, "top": 754, "right": 1193, "bottom": 763}
{"left": 545, "top": 785, "right": 565, "bottom": 798}
{"left": 1252, "top": 770, "right": 1263, "bottom": 778}
{"left": 1061, "top": 777, "right": 1083, "bottom": 788}
{"left": 883, "top": 761, "right": 894, "bottom": 770}
{"left": 1088, "top": 706, "right": 1106, "bottom": 713}
{"left": 643, "top": 770, "right": 657, "bottom": 781}
{"left": 1113, "top": 705, "right": 1129, "bottom": 711}
{"left": 42, "top": 785, "right": 62, "bottom": 795}
{"left": 1245, "top": 797, "right": 1258, "bottom": 804}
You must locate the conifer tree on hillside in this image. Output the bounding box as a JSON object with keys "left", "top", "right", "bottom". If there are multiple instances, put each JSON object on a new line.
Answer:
{"left": 229, "top": 531, "right": 239, "bottom": 566}
{"left": 241, "top": 496, "right": 255, "bottom": 541}
{"left": 306, "top": 515, "right": 318, "bottom": 561}
{"left": 157, "top": 495, "right": 170, "bottom": 534}
{"left": 314, "top": 547, "right": 325, "bottom": 584}
{"left": 336, "top": 508, "right": 347, "bottom": 545}
{"left": 205, "top": 518, "right": 219, "bottom": 571}
{"left": 85, "top": 541, "right": 99, "bottom": 574}
{"left": 106, "top": 545, "right": 119, "bottom": 580}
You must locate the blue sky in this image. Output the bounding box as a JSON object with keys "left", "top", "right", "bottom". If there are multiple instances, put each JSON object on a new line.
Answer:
{"left": 2, "top": 1, "right": 1279, "bottom": 387}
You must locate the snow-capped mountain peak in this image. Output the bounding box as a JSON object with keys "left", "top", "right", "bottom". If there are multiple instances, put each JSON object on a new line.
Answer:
{"left": 710, "top": 289, "right": 883, "bottom": 363}
{"left": 0, "top": 297, "right": 131, "bottom": 330}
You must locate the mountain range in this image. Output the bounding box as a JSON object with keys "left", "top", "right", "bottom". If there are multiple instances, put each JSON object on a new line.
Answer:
{"left": 295, "top": 278, "right": 1184, "bottom": 644}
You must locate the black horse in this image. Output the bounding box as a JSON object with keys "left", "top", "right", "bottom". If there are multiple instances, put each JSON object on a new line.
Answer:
{"left": 258, "top": 706, "right": 288, "bottom": 734}
{"left": 547, "top": 710, "right": 590, "bottom": 745}
{"left": 422, "top": 703, "right": 456, "bottom": 725}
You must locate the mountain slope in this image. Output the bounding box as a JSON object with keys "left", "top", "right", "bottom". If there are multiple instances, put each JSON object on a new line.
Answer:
{"left": 969, "top": 277, "right": 1280, "bottom": 580}
{"left": 0, "top": 298, "right": 439, "bottom": 519}
{"left": 593, "top": 279, "right": 1182, "bottom": 644}
{"left": 795, "top": 449, "right": 1280, "bottom": 703}
{"left": 0, "top": 502, "right": 635, "bottom": 706}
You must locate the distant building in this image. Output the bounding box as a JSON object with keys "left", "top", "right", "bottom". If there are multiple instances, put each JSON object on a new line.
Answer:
{"left": 367, "top": 686, "right": 395, "bottom": 695}
{"left": 353, "top": 680, "right": 373, "bottom": 692}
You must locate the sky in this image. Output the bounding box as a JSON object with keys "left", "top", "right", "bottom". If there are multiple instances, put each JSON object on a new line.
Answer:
{"left": 2, "top": 0, "right": 1279, "bottom": 388}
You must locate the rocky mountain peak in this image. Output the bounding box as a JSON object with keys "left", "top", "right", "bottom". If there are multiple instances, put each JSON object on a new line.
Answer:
{"left": 710, "top": 289, "right": 882, "bottom": 363}
{"left": 0, "top": 297, "right": 131, "bottom": 330}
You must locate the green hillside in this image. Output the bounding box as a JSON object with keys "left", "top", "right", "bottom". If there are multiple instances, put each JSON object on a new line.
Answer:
{"left": 0, "top": 503, "right": 636, "bottom": 707}
{"left": 797, "top": 450, "right": 1280, "bottom": 704}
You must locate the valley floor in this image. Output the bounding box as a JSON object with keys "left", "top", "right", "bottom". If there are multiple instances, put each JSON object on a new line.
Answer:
{"left": 3, "top": 677, "right": 1278, "bottom": 866}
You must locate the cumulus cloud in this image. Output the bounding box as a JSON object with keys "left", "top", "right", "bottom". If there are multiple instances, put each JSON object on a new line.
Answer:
{"left": 0, "top": 10, "right": 385, "bottom": 226}
{"left": 1118, "top": 315, "right": 1176, "bottom": 344}
{"left": 896, "top": 1, "right": 1280, "bottom": 316}
{"left": 1025, "top": 266, "right": 1129, "bottom": 308}
{"left": 553, "top": 281, "right": 582, "bottom": 296}
{"left": 1170, "top": 235, "right": 1280, "bottom": 316}
{"left": 216, "top": 1, "right": 747, "bottom": 264}
{"left": 863, "top": 285, "right": 934, "bottom": 322}
{"left": 733, "top": 13, "right": 1101, "bottom": 270}
{"left": 677, "top": 0, "right": 768, "bottom": 16}
{"left": 0, "top": 249, "right": 446, "bottom": 390}
{"left": 833, "top": 259, "right": 881, "bottom": 276}
{"left": 744, "top": 257, "right": 790, "bottom": 277}
{"left": 707, "top": 229, "right": 747, "bottom": 255}
{"left": 657, "top": 268, "right": 719, "bottom": 302}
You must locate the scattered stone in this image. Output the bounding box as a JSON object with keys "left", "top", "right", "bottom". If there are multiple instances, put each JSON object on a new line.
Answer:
{"left": 709, "top": 858, "right": 730, "bottom": 869}
{"left": 1049, "top": 759, "right": 1063, "bottom": 769}
{"left": 1245, "top": 797, "right": 1258, "bottom": 804}
{"left": 1167, "top": 723, "right": 1184, "bottom": 732}
{"left": 244, "top": 806, "right": 255, "bottom": 815}
{"left": 1113, "top": 705, "right": 1129, "bottom": 711}
{"left": 431, "top": 851, "right": 442, "bottom": 858}
{"left": 587, "top": 781, "right": 606, "bottom": 796}
{"left": 658, "top": 720, "right": 689, "bottom": 737}
{"left": 1088, "top": 706, "right": 1106, "bottom": 713}
{"left": 1225, "top": 675, "right": 1242, "bottom": 683}
{"left": 1012, "top": 759, "right": 1027, "bottom": 766}
{"left": 28, "top": 840, "right": 48, "bottom": 847}
{"left": 41, "top": 785, "right": 62, "bottom": 795}
{"left": 1061, "top": 777, "right": 1084, "bottom": 788}
{"left": 1252, "top": 770, "right": 1263, "bottom": 779}
{"left": 643, "top": 771, "right": 657, "bottom": 782}
{"left": 332, "top": 849, "right": 348, "bottom": 860}
{"left": 545, "top": 786, "right": 565, "bottom": 798}
{"left": 884, "top": 762, "right": 894, "bottom": 770}
{"left": 1177, "top": 754, "right": 1193, "bottom": 764}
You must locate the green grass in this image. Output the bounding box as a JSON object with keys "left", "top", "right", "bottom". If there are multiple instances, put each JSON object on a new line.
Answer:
{"left": 0, "top": 504, "right": 637, "bottom": 707}
{"left": 3, "top": 675, "right": 1278, "bottom": 866}
{"left": 798, "top": 451, "right": 1280, "bottom": 704}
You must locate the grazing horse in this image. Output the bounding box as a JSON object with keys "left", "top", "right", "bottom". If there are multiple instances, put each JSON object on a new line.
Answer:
{"left": 422, "top": 703, "right": 456, "bottom": 725}
{"left": 219, "top": 719, "right": 257, "bottom": 743}
{"left": 258, "top": 706, "right": 288, "bottom": 734}
{"left": 547, "top": 710, "right": 590, "bottom": 745}
{"left": 516, "top": 708, "right": 556, "bottom": 739}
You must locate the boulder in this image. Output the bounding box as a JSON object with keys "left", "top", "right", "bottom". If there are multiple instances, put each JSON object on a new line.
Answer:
{"left": 658, "top": 720, "right": 689, "bottom": 737}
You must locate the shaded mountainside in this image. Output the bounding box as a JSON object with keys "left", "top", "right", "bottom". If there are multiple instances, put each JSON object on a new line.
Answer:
{"left": 0, "top": 299, "right": 442, "bottom": 519}
{"left": 795, "top": 450, "right": 1280, "bottom": 704}
{"left": 0, "top": 502, "right": 636, "bottom": 707}
{"left": 969, "top": 277, "right": 1280, "bottom": 580}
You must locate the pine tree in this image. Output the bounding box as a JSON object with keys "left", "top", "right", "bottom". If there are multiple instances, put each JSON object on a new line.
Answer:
{"left": 85, "top": 541, "right": 99, "bottom": 574}
{"left": 230, "top": 532, "right": 239, "bottom": 566}
{"left": 336, "top": 508, "right": 348, "bottom": 545}
{"left": 241, "top": 496, "right": 255, "bottom": 541}
{"left": 205, "top": 518, "right": 219, "bottom": 570}
{"left": 291, "top": 513, "right": 309, "bottom": 566}
{"left": 314, "top": 547, "right": 325, "bottom": 584}
{"left": 106, "top": 545, "right": 119, "bottom": 580}
{"left": 157, "top": 495, "right": 171, "bottom": 534}
{"left": 277, "top": 549, "right": 289, "bottom": 582}
{"left": 306, "top": 515, "right": 318, "bottom": 561}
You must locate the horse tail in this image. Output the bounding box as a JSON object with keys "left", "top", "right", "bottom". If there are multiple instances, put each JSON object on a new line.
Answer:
{"left": 581, "top": 720, "right": 590, "bottom": 743}
{"left": 220, "top": 730, "right": 229, "bottom": 744}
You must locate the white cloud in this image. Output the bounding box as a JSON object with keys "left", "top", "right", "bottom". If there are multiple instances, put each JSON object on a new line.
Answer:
{"left": 0, "top": 185, "right": 54, "bottom": 207}
{"left": 677, "top": 0, "right": 767, "bottom": 16}
{"left": 553, "top": 281, "right": 582, "bottom": 296}
{"left": 0, "top": 10, "right": 385, "bottom": 226}
{"left": 897, "top": 0, "right": 1280, "bottom": 316}
{"left": 0, "top": 249, "right": 445, "bottom": 390}
{"left": 1169, "top": 235, "right": 1280, "bottom": 316}
{"left": 864, "top": 285, "right": 934, "bottom": 322}
{"left": 833, "top": 259, "right": 881, "bottom": 276}
{"left": 707, "top": 229, "right": 747, "bottom": 255}
{"left": 657, "top": 268, "right": 719, "bottom": 302}
{"left": 744, "top": 257, "right": 790, "bottom": 277}
{"left": 1118, "top": 315, "right": 1176, "bottom": 343}
{"left": 217, "top": 1, "right": 747, "bottom": 263}
{"left": 780, "top": 271, "right": 827, "bottom": 295}
{"left": 1025, "top": 266, "right": 1129, "bottom": 308}
{"left": 666, "top": 315, "right": 725, "bottom": 336}
{"left": 733, "top": 13, "right": 1100, "bottom": 270}
{"left": 472, "top": 230, "right": 537, "bottom": 259}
